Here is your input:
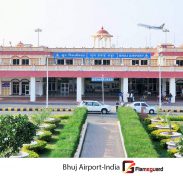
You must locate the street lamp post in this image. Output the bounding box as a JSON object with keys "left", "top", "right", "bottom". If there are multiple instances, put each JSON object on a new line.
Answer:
{"left": 35, "top": 28, "right": 42, "bottom": 47}
{"left": 102, "top": 74, "right": 104, "bottom": 104}
{"left": 158, "top": 53, "right": 163, "bottom": 108}
{"left": 46, "top": 56, "right": 49, "bottom": 108}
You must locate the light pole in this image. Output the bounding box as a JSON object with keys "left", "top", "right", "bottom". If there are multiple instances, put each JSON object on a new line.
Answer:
{"left": 163, "top": 29, "right": 170, "bottom": 43}
{"left": 35, "top": 28, "right": 42, "bottom": 47}
{"left": 158, "top": 53, "right": 163, "bottom": 108}
{"left": 46, "top": 55, "right": 49, "bottom": 108}
{"left": 102, "top": 74, "right": 104, "bottom": 104}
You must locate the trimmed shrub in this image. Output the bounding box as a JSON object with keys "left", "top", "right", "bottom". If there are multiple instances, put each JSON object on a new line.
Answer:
{"left": 51, "top": 115, "right": 70, "bottom": 119}
{"left": 44, "top": 118, "right": 61, "bottom": 126}
{"left": 118, "top": 107, "right": 159, "bottom": 158}
{"left": 39, "top": 123, "right": 57, "bottom": 132}
{"left": 147, "top": 123, "right": 180, "bottom": 132}
{"left": 21, "top": 146, "right": 39, "bottom": 158}
{"left": 151, "top": 129, "right": 177, "bottom": 140}
{"left": 160, "top": 138, "right": 180, "bottom": 148}
{"left": 168, "top": 116, "right": 183, "bottom": 121}
{"left": 37, "top": 130, "right": 52, "bottom": 142}
{"left": 167, "top": 148, "right": 178, "bottom": 157}
{"left": 50, "top": 107, "right": 87, "bottom": 158}
{"left": 23, "top": 140, "right": 47, "bottom": 152}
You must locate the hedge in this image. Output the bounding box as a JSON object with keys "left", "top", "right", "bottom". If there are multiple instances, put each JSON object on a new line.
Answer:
{"left": 50, "top": 107, "right": 87, "bottom": 158}
{"left": 147, "top": 123, "right": 180, "bottom": 132}
{"left": 118, "top": 107, "right": 159, "bottom": 157}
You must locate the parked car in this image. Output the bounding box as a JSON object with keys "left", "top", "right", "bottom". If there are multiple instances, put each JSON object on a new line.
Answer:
{"left": 79, "top": 100, "right": 112, "bottom": 114}
{"left": 127, "top": 101, "right": 156, "bottom": 114}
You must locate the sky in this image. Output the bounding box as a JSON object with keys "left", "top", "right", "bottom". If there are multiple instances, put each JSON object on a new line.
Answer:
{"left": 0, "top": 0, "right": 183, "bottom": 48}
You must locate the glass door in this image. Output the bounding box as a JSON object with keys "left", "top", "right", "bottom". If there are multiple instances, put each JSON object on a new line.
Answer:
{"left": 60, "top": 83, "right": 69, "bottom": 96}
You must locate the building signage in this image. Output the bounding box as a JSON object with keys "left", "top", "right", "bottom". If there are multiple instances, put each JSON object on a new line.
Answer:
{"left": 2, "top": 82, "right": 10, "bottom": 88}
{"left": 53, "top": 52, "right": 151, "bottom": 59}
{"left": 91, "top": 78, "right": 114, "bottom": 82}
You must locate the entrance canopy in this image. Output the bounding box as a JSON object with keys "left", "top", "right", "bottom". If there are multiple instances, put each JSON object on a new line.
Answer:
{"left": 53, "top": 52, "right": 151, "bottom": 59}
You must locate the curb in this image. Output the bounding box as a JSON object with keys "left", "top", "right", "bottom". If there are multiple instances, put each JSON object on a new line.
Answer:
{"left": 74, "top": 122, "right": 88, "bottom": 158}
{"left": 117, "top": 121, "right": 128, "bottom": 158}
{"left": 0, "top": 107, "right": 74, "bottom": 112}
{"left": 160, "top": 109, "right": 183, "bottom": 113}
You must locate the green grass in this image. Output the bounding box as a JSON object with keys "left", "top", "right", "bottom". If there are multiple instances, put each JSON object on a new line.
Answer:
{"left": 118, "top": 107, "right": 159, "bottom": 158}
{"left": 49, "top": 108, "right": 87, "bottom": 158}
{"left": 39, "top": 119, "right": 68, "bottom": 157}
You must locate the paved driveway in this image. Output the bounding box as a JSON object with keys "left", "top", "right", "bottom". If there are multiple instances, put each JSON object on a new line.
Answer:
{"left": 80, "top": 113, "right": 125, "bottom": 158}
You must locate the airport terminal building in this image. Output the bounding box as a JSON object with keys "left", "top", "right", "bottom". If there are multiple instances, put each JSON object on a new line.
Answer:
{"left": 0, "top": 27, "right": 183, "bottom": 103}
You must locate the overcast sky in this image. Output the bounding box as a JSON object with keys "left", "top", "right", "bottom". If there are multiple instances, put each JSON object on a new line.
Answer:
{"left": 0, "top": 0, "right": 182, "bottom": 48}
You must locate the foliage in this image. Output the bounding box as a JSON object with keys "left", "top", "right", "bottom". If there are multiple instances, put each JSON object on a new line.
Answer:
{"left": 0, "top": 114, "right": 37, "bottom": 157}
{"left": 176, "top": 137, "right": 183, "bottom": 155}
{"left": 23, "top": 140, "right": 47, "bottom": 152}
{"left": 44, "top": 118, "right": 61, "bottom": 125}
{"left": 31, "top": 108, "right": 52, "bottom": 125}
{"left": 151, "top": 129, "right": 177, "bottom": 140}
{"left": 147, "top": 122, "right": 180, "bottom": 132}
{"left": 37, "top": 130, "right": 52, "bottom": 142}
{"left": 50, "top": 107, "right": 87, "bottom": 158}
{"left": 167, "top": 148, "right": 178, "bottom": 157}
{"left": 51, "top": 115, "right": 70, "bottom": 119}
{"left": 117, "top": 107, "right": 159, "bottom": 158}
{"left": 39, "top": 123, "right": 57, "bottom": 132}
{"left": 21, "top": 146, "right": 39, "bottom": 158}
{"left": 160, "top": 138, "right": 180, "bottom": 148}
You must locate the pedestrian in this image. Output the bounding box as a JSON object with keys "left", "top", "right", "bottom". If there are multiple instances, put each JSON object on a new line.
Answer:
{"left": 116, "top": 102, "right": 119, "bottom": 112}
{"left": 168, "top": 93, "right": 172, "bottom": 104}
{"left": 119, "top": 91, "right": 123, "bottom": 103}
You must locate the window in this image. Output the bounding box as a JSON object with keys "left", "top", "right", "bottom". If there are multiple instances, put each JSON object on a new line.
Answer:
{"left": 141, "top": 60, "right": 148, "bottom": 65}
{"left": 57, "top": 59, "right": 64, "bottom": 65}
{"left": 141, "top": 103, "right": 148, "bottom": 107}
{"left": 93, "top": 102, "right": 100, "bottom": 106}
{"left": 103, "top": 60, "right": 110, "bottom": 65}
{"left": 12, "top": 59, "right": 20, "bottom": 65}
{"left": 94, "top": 60, "right": 102, "bottom": 65}
{"left": 134, "top": 103, "right": 140, "bottom": 106}
{"left": 22, "top": 59, "right": 29, "bottom": 65}
{"left": 132, "top": 60, "right": 139, "bottom": 65}
{"left": 85, "top": 102, "right": 93, "bottom": 106}
{"left": 176, "top": 60, "right": 183, "bottom": 66}
{"left": 66, "top": 59, "right": 73, "bottom": 65}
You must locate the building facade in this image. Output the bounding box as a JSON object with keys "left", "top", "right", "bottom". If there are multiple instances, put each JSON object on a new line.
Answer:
{"left": 0, "top": 28, "right": 183, "bottom": 103}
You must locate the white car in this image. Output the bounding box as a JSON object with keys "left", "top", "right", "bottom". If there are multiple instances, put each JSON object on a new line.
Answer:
{"left": 79, "top": 100, "right": 112, "bottom": 114}
{"left": 127, "top": 101, "right": 156, "bottom": 114}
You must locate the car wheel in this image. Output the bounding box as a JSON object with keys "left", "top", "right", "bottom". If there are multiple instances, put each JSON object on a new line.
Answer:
{"left": 101, "top": 108, "right": 108, "bottom": 114}
{"left": 149, "top": 109, "right": 154, "bottom": 114}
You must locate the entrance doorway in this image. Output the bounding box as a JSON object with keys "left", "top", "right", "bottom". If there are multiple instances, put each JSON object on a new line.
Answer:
{"left": 12, "top": 82, "right": 19, "bottom": 95}
{"left": 22, "top": 82, "right": 29, "bottom": 95}
{"left": 60, "top": 83, "right": 69, "bottom": 96}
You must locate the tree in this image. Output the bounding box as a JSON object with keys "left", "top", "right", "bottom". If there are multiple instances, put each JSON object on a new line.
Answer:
{"left": 0, "top": 114, "right": 37, "bottom": 157}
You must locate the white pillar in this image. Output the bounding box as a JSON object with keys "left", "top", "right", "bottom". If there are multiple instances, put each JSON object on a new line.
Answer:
{"left": 77, "top": 77, "right": 82, "bottom": 102}
{"left": 19, "top": 82, "right": 22, "bottom": 95}
{"left": 162, "top": 79, "right": 166, "bottom": 96}
{"left": 169, "top": 78, "right": 176, "bottom": 103}
{"left": 122, "top": 78, "right": 128, "bottom": 102}
{"left": 30, "top": 77, "right": 36, "bottom": 102}
{"left": 36, "top": 78, "right": 43, "bottom": 96}
{"left": 81, "top": 78, "right": 84, "bottom": 95}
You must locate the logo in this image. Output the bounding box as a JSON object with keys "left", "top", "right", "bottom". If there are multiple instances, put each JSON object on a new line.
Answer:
{"left": 122, "top": 160, "right": 163, "bottom": 174}
{"left": 123, "top": 160, "right": 135, "bottom": 173}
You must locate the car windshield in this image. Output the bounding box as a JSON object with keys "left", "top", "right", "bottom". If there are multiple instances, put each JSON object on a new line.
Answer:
{"left": 99, "top": 101, "right": 104, "bottom": 105}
